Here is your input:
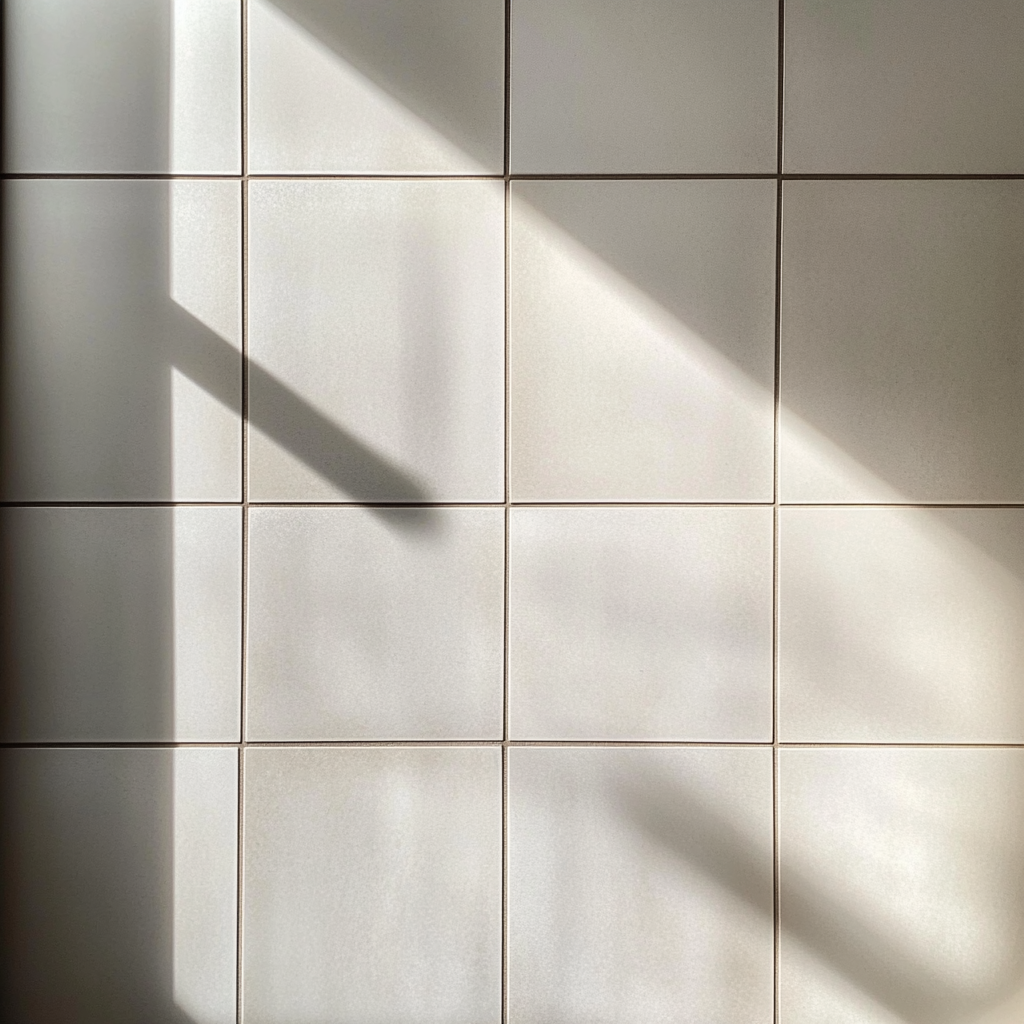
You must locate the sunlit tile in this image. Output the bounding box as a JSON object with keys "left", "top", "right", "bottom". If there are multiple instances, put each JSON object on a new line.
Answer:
{"left": 779, "top": 507, "right": 1024, "bottom": 744}
{"left": 509, "top": 506, "right": 773, "bottom": 740}
{"left": 0, "top": 747, "right": 238, "bottom": 1024}
{"left": 248, "top": 0, "right": 504, "bottom": 174}
{"left": 510, "top": 180, "right": 776, "bottom": 502}
{"left": 780, "top": 749, "right": 1024, "bottom": 1024}
{"left": 785, "top": 0, "right": 1024, "bottom": 173}
{"left": 780, "top": 181, "right": 1024, "bottom": 503}
{"left": 4, "top": 0, "right": 240, "bottom": 174}
{"left": 510, "top": 0, "right": 777, "bottom": 173}
{"left": 243, "top": 746, "right": 502, "bottom": 1024}
{"left": 247, "top": 179, "right": 504, "bottom": 503}
{"left": 509, "top": 746, "right": 775, "bottom": 1024}
{"left": 1, "top": 506, "right": 242, "bottom": 743}
{"left": 246, "top": 507, "right": 504, "bottom": 741}
{"left": 1, "top": 179, "right": 242, "bottom": 502}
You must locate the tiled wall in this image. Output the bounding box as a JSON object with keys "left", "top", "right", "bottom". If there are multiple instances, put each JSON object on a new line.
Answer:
{"left": 4, "top": 2, "right": 1024, "bottom": 1023}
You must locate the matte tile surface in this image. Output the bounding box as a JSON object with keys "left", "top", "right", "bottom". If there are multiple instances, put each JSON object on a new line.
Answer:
{"left": 508, "top": 747, "right": 774, "bottom": 1024}
{"left": 0, "top": 747, "right": 238, "bottom": 1024}
{"left": 779, "top": 508, "right": 1024, "bottom": 744}
{"left": 1, "top": 179, "right": 242, "bottom": 502}
{"left": 248, "top": 180, "right": 504, "bottom": 502}
{"left": 248, "top": 0, "right": 505, "bottom": 173}
{"left": 243, "top": 746, "right": 502, "bottom": 1024}
{"left": 780, "top": 181, "right": 1024, "bottom": 503}
{"left": 1, "top": 506, "right": 242, "bottom": 743}
{"left": 779, "top": 749, "right": 1024, "bottom": 1024}
{"left": 246, "top": 507, "right": 504, "bottom": 740}
{"left": 510, "top": 180, "right": 776, "bottom": 501}
{"left": 509, "top": 507, "right": 773, "bottom": 740}
{"left": 4, "top": 0, "right": 241, "bottom": 173}
{"left": 510, "top": 0, "right": 777, "bottom": 173}
{"left": 785, "top": 0, "right": 1024, "bottom": 173}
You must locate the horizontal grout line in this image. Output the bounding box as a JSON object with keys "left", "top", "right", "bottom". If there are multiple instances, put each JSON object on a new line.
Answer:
{"left": 7, "top": 501, "right": 1024, "bottom": 511}
{"left": 0, "top": 741, "right": 243, "bottom": 749}
{"left": 782, "top": 173, "right": 1024, "bottom": 181}
{"left": 6, "top": 740, "right": 1023, "bottom": 750}
{"left": 2, "top": 172, "right": 241, "bottom": 180}
{"left": 6, "top": 172, "right": 1024, "bottom": 183}
{"left": 513, "top": 173, "right": 778, "bottom": 180}
{"left": 779, "top": 742, "right": 1024, "bottom": 749}
{"left": 1, "top": 501, "right": 244, "bottom": 509}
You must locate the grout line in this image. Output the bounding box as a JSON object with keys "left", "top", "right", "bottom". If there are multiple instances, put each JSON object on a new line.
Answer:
{"left": 7, "top": 500, "right": 1024, "bottom": 510}
{"left": 9, "top": 172, "right": 1024, "bottom": 182}
{"left": 774, "top": 4, "right": 785, "bottom": 1021}
{"left": 237, "top": 4, "right": 249, "bottom": 1022}
{"left": 7, "top": 739, "right": 1024, "bottom": 750}
{"left": 502, "top": 3, "right": 512, "bottom": 1017}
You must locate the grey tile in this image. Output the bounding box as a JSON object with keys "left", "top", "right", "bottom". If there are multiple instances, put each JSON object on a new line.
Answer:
{"left": 1, "top": 179, "right": 242, "bottom": 502}
{"left": 784, "top": 0, "right": 1024, "bottom": 173}
{"left": 4, "top": 0, "right": 240, "bottom": 173}
{"left": 0, "top": 747, "right": 238, "bottom": 1024}
{"left": 247, "top": 179, "right": 504, "bottom": 503}
{"left": 248, "top": 0, "right": 505, "bottom": 174}
{"left": 510, "top": 179, "right": 776, "bottom": 501}
{"left": 509, "top": 506, "right": 773, "bottom": 740}
{"left": 1, "top": 506, "right": 241, "bottom": 743}
{"left": 246, "top": 507, "right": 504, "bottom": 740}
{"left": 779, "top": 507, "right": 1024, "bottom": 744}
{"left": 510, "top": 0, "right": 777, "bottom": 173}
{"left": 779, "top": 749, "right": 1024, "bottom": 1024}
{"left": 242, "top": 746, "right": 502, "bottom": 1024}
{"left": 509, "top": 746, "right": 775, "bottom": 1024}
{"left": 780, "top": 181, "right": 1024, "bottom": 503}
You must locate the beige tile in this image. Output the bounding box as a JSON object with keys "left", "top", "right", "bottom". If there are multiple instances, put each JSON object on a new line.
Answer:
{"left": 779, "top": 749, "right": 1024, "bottom": 1024}
{"left": 779, "top": 507, "right": 1024, "bottom": 743}
{"left": 243, "top": 746, "right": 502, "bottom": 1024}
{"left": 248, "top": 0, "right": 504, "bottom": 174}
{"left": 247, "top": 179, "right": 504, "bottom": 503}
{"left": 509, "top": 506, "right": 773, "bottom": 740}
{"left": 785, "top": 0, "right": 1024, "bottom": 173}
{"left": 0, "top": 747, "right": 238, "bottom": 1024}
{"left": 2, "top": 179, "right": 241, "bottom": 502}
{"left": 510, "top": 0, "right": 777, "bottom": 173}
{"left": 509, "top": 746, "right": 774, "bottom": 1024}
{"left": 1, "top": 506, "right": 241, "bottom": 743}
{"left": 4, "top": 0, "right": 240, "bottom": 173}
{"left": 780, "top": 181, "right": 1024, "bottom": 503}
{"left": 511, "top": 180, "right": 776, "bottom": 501}
{"left": 246, "top": 507, "right": 504, "bottom": 740}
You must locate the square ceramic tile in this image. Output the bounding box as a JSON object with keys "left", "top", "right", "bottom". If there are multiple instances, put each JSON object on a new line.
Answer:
{"left": 509, "top": 747, "right": 774, "bottom": 1024}
{"left": 1, "top": 506, "right": 241, "bottom": 743}
{"left": 510, "top": 0, "right": 777, "bottom": 173}
{"left": 248, "top": 180, "right": 504, "bottom": 503}
{"left": 248, "top": 0, "right": 505, "bottom": 174}
{"left": 243, "top": 746, "right": 501, "bottom": 1024}
{"left": 0, "top": 747, "right": 238, "bottom": 1024}
{"left": 246, "top": 507, "right": 504, "bottom": 740}
{"left": 779, "top": 749, "right": 1024, "bottom": 1024}
{"left": 510, "top": 180, "right": 776, "bottom": 502}
{"left": 509, "top": 507, "right": 773, "bottom": 740}
{"left": 4, "top": 0, "right": 240, "bottom": 173}
{"left": 780, "top": 181, "right": 1024, "bottom": 503}
{"left": 779, "top": 508, "right": 1024, "bottom": 744}
{"left": 784, "top": 0, "right": 1024, "bottom": 173}
{"left": 1, "top": 179, "right": 241, "bottom": 502}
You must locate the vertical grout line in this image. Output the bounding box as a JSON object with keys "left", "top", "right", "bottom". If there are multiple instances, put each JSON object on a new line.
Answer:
{"left": 774, "top": 5, "right": 785, "bottom": 1024}
{"left": 502, "top": 4, "right": 512, "bottom": 1023}
{"left": 237, "top": 3, "right": 249, "bottom": 1023}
